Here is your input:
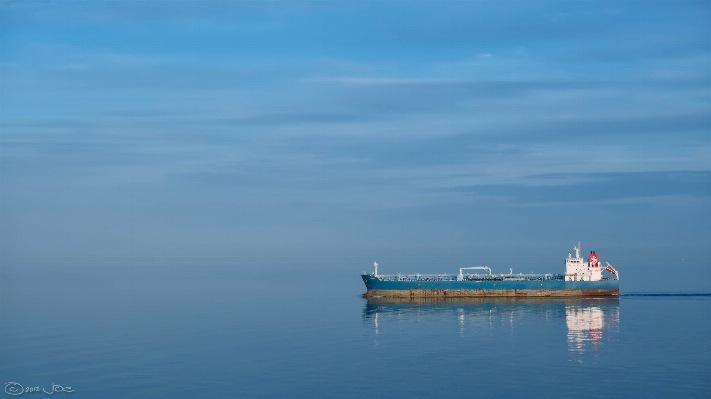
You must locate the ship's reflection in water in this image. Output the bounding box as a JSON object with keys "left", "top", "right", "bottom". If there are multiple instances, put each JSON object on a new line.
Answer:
{"left": 566, "top": 302, "right": 619, "bottom": 354}
{"left": 363, "top": 297, "right": 619, "bottom": 354}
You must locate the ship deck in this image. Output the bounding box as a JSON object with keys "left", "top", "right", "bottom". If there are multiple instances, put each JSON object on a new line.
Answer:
{"left": 374, "top": 273, "right": 568, "bottom": 282}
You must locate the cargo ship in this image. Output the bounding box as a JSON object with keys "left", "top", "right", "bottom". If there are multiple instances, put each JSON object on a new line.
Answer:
{"left": 361, "top": 242, "right": 619, "bottom": 297}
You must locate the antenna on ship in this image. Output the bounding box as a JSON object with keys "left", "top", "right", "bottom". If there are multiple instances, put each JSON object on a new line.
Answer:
{"left": 574, "top": 241, "right": 581, "bottom": 259}
{"left": 374, "top": 262, "right": 378, "bottom": 277}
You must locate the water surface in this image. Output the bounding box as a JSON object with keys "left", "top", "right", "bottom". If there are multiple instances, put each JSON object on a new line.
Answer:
{"left": 1, "top": 266, "right": 709, "bottom": 398}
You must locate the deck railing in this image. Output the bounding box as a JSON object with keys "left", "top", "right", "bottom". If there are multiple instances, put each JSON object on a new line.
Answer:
{"left": 375, "top": 274, "right": 565, "bottom": 282}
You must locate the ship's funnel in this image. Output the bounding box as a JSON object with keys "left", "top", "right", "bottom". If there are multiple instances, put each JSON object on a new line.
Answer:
{"left": 588, "top": 251, "right": 599, "bottom": 267}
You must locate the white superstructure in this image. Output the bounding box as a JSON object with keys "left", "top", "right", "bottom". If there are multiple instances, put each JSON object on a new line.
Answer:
{"left": 565, "top": 242, "right": 618, "bottom": 281}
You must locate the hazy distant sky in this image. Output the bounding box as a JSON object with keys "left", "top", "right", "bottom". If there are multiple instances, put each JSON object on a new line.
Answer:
{"left": 1, "top": 1, "right": 709, "bottom": 291}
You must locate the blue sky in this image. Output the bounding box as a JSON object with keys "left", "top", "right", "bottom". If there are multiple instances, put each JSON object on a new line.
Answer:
{"left": 1, "top": 1, "right": 710, "bottom": 291}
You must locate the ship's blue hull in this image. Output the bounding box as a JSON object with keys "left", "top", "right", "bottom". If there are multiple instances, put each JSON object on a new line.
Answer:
{"left": 361, "top": 274, "right": 619, "bottom": 297}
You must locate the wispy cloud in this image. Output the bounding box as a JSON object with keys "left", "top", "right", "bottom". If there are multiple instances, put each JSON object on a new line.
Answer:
{"left": 446, "top": 171, "right": 711, "bottom": 205}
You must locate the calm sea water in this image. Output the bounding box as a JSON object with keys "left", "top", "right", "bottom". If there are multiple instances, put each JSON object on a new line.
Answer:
{"left": 1, "top": 266, "right": 710, "bottom": 398}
